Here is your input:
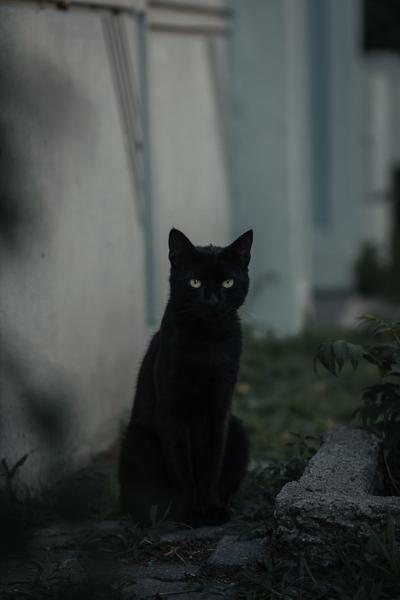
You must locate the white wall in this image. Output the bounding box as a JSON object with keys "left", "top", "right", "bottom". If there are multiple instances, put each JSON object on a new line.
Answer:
{"left": 148, "top": 30, "right": 231, "bottom": 321}
{"left": 230, "top": 0, "right": 313, "bottom": 335}
{"left": 0, "top": 4, "right": 148, "bottom": 493}
{"left": 311, "top": 0, "right": 364, "bottom": 290}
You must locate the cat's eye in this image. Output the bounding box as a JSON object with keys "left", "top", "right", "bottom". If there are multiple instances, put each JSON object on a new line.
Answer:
{"left": 222, "top": 279, "right": 234, "bottom": 288}
{"left": 189, "top": 279, "right": 202, "bottom": 288}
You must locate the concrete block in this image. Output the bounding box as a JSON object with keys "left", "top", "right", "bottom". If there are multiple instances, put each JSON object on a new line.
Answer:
{"left": 274, "top": 426, "right": 400, "bottom": 566}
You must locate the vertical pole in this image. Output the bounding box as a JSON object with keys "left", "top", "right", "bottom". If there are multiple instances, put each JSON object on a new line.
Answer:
{"left": 137, "top": 7, "right": 156, "bottom": 328}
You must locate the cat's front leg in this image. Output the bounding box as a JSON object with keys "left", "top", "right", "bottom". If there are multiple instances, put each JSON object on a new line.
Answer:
{"left": 155, "top": 416, "right": 199, "bottom": 522}
{"left": 194, "top": 414, "right": 229, "bottom": 520}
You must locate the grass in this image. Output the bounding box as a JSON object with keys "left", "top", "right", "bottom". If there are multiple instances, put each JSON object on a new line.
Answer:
{"left": 233, "top": 512, "right": 400, "bottom": 600}
{"left": 234, "top": 325, "right": 377, "bottom": 461}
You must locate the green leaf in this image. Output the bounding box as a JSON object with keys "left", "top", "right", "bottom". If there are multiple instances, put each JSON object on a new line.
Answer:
{"left": 314, "top": 339, "right": 365, "bottom": 376}
{"left": 314, "top": 340, "right": 337, "bottom": 376}
{"left": 347, "top": 342, "right": 365, "bottom": 370}
{"left": 332, "top": 339, "right": 348, "bottom": 373}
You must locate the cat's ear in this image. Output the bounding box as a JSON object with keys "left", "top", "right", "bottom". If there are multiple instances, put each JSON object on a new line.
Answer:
{"left": 168, "top": 228, "right": 195, "bottom": 266}
{"left": 226, "top": 230, "right": 253, "bottom": 267}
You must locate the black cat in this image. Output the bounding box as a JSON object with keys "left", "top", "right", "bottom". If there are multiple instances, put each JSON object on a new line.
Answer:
{"left": 119, "top": 228, "right": 252, "bottom": 526}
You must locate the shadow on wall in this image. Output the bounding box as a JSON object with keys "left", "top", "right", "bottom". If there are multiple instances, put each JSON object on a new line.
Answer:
{"left": 0, "top": 326, "right": 77, "bottom": 481}
{"left": 0, "top": 43, "right": 95, "bottom": 255}
{"left": 0, "top": 27, "right": 96, "bottom": 490}
{"left": 0, "top": 328, "right": 77, "bottom": 547}
{"left": 3, "top": 340, "right": 74, "bottom": 451}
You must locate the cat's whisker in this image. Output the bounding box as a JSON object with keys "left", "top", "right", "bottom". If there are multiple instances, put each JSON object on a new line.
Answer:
{"left": 239, "top": 307, "right": 261, "bottom": 322}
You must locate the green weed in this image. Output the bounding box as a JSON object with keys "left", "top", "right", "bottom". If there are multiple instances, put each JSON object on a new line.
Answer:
{"left": 235, "top": 326, "right": 376, "bottom": 460}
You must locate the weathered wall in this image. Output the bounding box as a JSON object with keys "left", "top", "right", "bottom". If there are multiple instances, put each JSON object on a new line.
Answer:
{"left": 0, "top": 0, "right": 232, "bottom": 494}
{"left": 0, "top": 4, "right": 147, "bottom": 493}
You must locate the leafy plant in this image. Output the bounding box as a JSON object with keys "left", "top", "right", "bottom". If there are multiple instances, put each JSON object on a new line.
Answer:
{"left": 315, "top": 314, "right": 400, "bottom": 492}
{"left": 234, "top": 326, "right": 375, "bottom": 461}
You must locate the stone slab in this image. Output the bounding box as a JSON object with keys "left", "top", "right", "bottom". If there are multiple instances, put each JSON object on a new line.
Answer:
{"left": 27, "top": 519, "right": 129, "bottom": 550}
{"left": 160, "top": 524, "right": 239, "bottom": 543}
{"left": 120, "top": 561, "right": 199, "bottom": 582}
{"left": 207, "top": 535, "right": 265, "bottom": 568}
{"left": 120, "top": 578, "right": 200, "bottom": 599}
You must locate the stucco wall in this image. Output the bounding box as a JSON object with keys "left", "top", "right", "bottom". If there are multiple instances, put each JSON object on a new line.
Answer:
{"left": 0, "top": 4, "right": 147, "bottom": 493}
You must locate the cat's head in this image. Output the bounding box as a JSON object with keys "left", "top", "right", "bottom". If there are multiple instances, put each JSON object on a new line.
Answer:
{"left": 168, "top": 228, "right": 252, "bottom": 320}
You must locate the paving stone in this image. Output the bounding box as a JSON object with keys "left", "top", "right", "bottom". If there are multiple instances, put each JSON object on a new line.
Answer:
{"left": 0, "top": 518, "right": 253, "bottom": 598}
{"left": 160, "top": 523, "right": 239, "bottom": 544}
{"left": 183, "top": 589, "right": 236, "bottom": 600}
{"left": 120, "top": 578, "right": 236, "bottom": 599}
{"left": 27, "top": 519, "right": 128, "bottom": 550}
{"left": 119, "top": 560, "right": 199, "bottom": 582}
{"left": 0, "top": 551, "right": 91, "bottom": 599}
{"left": 0, "top": 557, "right": 39, "bottom": 586}
{"left": 121, "top": 577, "right": 200, "bottom": 598}
{"left": 207, "top": 535, "right": 265, "bottom": 568}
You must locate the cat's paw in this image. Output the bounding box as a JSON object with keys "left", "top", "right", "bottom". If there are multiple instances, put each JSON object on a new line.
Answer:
{"left": 204, "top": 504, "right": 230, "bottom": 526}
{"left": 184, "top": 507, "right": 206, "bottom": 528}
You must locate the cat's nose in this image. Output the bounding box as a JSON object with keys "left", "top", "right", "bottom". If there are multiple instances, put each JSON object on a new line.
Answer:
{"left": 206, "top": 293, "right": 219, "bottom": 306}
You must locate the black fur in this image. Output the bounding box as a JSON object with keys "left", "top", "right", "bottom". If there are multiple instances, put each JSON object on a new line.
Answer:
{"left": 119, "top": 229, "right": 253, "bottom": 526}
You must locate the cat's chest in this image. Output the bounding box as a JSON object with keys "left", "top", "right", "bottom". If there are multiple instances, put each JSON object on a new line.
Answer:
{"left": 170, "top": 351, "right": 238, "bottom": 415}
{"left": 177, "top": 332, "right": 239, "bottom": 365}
{"left": 156, "top": 330, "right": 240, "bottom": 415}
{"left": 183, "top": 345, "right": 234, "bottom": 368}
